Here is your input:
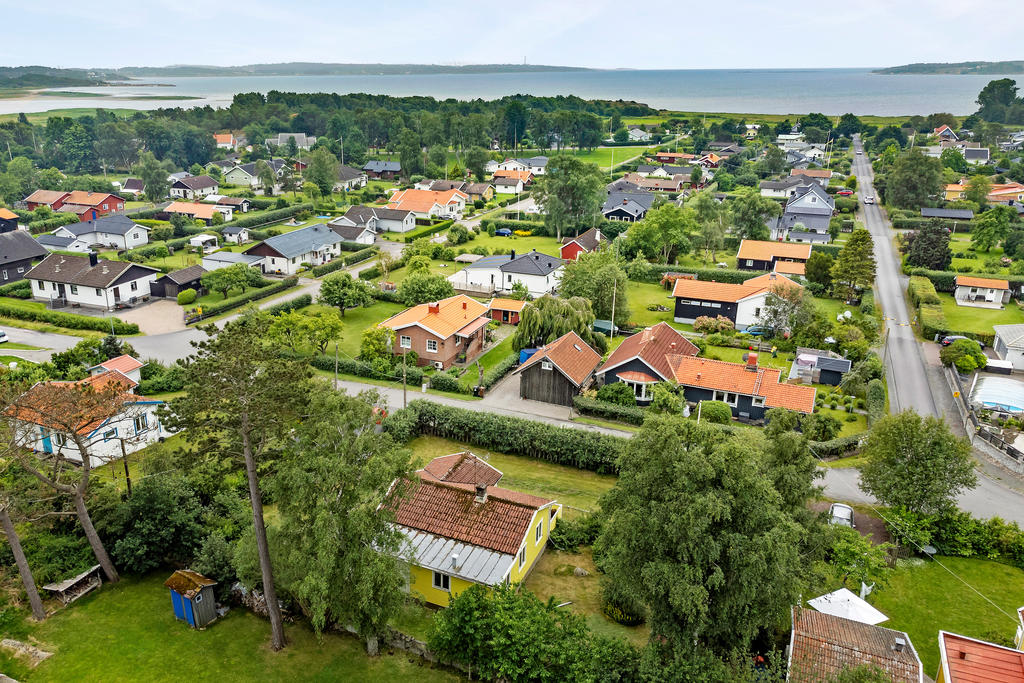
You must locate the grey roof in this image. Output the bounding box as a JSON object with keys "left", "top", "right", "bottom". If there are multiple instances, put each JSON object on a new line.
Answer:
{"left": 235, "top": 158, "right": 286, "bottom": 177}
{"left": 36, "top": 234, "right": 75, "bottom": 249}
{"left": 636, "top": 164, "right": 659, "bottom": 174}
{"left": 603, "top": 191, "right": 655, "bottom": 214}
{"left": 816, "top": 356, "right": 852, "bottom": 373}
{"left": 265, "top": 132, "right": 315, "bottom": 148}
{"left": 0, "top": 230, "right": 47, "bottom": 263}
{"left": 964, "top": 147, "right": 990, "bottom": 161}
{"left": 363, "top": 160, "right": 401, "bottom": 173}
{"left": 397, "top": 527, "right": 514, "bottom": 586}
{"left": 206, "top": 159, "right": 236, "bottom": 170}
{"left": 921, "top": 207, "right": 974, "bottom": 220}
{"left": 172, "top": 175, "right": 218, "bottom": 191}
{"left": 501, "top": 251, "right": 563, "bottom": 276}
{"left": 515, "top": 156, "right": 548, "bottom": 167}
{"left": 563, "top": 227, "right": 605, "bottom": 252}
{"left": 25, "top": 253, "right": 158, "bottom": 288}
{"left": 122, "top": 178, "right": 144, "bottom": 192}
{"left": 330, "top": 222, "right": 373, "bottom": 242}
{"left": 493, "top": 177, "right": 523, "bottom": 187}
{"left": 428, "top": 180, "right": 467, "bottom": 192}
{"left": 159, "top": 265, "right": 206, "bottom": 285}
{"left": 333, "top": 205, "right": 411, "bottom": 229}
{"left": 373, "top": 207, "right": 412, "bottom": 220}
{"left": 168, "top": 171, "right": 191, "bottom": 182}
{"left": 221, "top": 225, "right": 247, "bottom": 235}
{"left": 465, "top": 182, "right": 493, "bottom": 195}
{"left": 337, "top": 165, "right": 363, "bottom": 182}
{"left": 786, "top": 183, "right": 834, "bottom": 215}
{"left": 203, "top": 251, "right": 264, "bottom": 266}
{"left": 217, "top": 196, "right": 249, "bottom": 207}
{"left": 60, "top": 214, "right": 149, "bottom": 237}
{"left": 607, "top": 178, "right": 640, "bottom": 193}
{"left": 662, "top": 165, "right": 693, "bottom": 175}
{"left": 995, "top": 324, "right": 1024, "bottom": 349}
{"left": 251, "top": 223, "right": 344, "bottom": 259}
{"left": 760, "top": 177, "right": 804, "bottom": 190}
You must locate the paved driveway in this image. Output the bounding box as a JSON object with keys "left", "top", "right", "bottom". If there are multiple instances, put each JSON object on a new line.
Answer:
{"left": 118, "top": 299, "right": 188, "bottom": 335}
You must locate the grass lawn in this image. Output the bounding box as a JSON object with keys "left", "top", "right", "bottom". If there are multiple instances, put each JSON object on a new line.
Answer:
{"left": 625, "top": 280, "right": 678, "bottom": 327}
{"left": 13, "top": 573, "right": 458, "bottom": 683}
{"left": 814, "top": 297, "right": 863, "bottom": 323}
{"left": 703, "top": 344, "right": 791, "bottom": 373}
{"left": 938, "top": 293, "right": 1024, "bottom": 335}
{"left": 457, "top": 231, "right": 561, "bottom": 257}
{"left": 814, "top": 406, "right": 868, "bottom": 437}
{"left": 872, "top": 556, "right": 1024, "bottom": 677}
{"left": 524, "top": 548, "right": 650, "bottom": 647}
{"left": 0, "top": 354, "right": 34, "bottom": 366}
{"left": 299, "top": 301, "right": 405, "bottom": 359}
{"left": 1, "top": 341, "right": 43, "bottom": 350}
{"left": 408, "top": 435, "right": 616, "bottom": 513}
{"left": 0, "top": 297, "right": 106, "bottom": 338}
{"left": 571, "top": 416, "right": 640, "bottom": 433}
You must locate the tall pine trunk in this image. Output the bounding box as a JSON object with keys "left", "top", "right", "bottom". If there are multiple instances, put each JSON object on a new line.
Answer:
{"left": 242, "top": 420, "right": 286, "bottom": 650}
{"left": 73, "top": 489, "right": 119, "bottom": 583}
{"left": 0, "top": 505, "right": 46, "bottom": 621}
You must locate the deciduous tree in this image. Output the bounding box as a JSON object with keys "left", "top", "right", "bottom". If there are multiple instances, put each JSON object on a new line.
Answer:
{"left": 532, "top": 154, "right": 605, "bottom": 241}
{"left": 628, "top": 203, "right": 695, "bottom": 264}
{"left": 557, "top": 250, "right": 631, "bottom": 326}
{"left": 510, "top": 295, "right": 607, "bottom": 353}
{"left": 304, "top": 147, "right": 340, "bottom": 197}
{"left": 318, "top": 272, "right": 374, "bottom": 317}
{"left": 395, "top": 272, "right": 454, "bottom": 305}
{"left": 886, "top": 148, "right": 943, "bottom": 209}
{"left": 904, "top": 222, "right": 953, "bottom": 270}
{"left": 729, "top": 189, "right": 781, "bottom": 241}
{"left": 830, "top": 228, "right": 876, "bottom": 301}
{"left": 972, "top": 205, "right": 1015, "bottom": 251}
{"left": 137, "top": 151, "right": 169, "bottom": 203}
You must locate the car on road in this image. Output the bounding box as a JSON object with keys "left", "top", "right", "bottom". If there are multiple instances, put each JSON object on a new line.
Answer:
{"left": 863, "top": 195, "right": 875, "bottom": 204}
{"left": 0, "top": 329, "right": 6, "bottom": 344}
{"left": 941, "top": 334, "right": 985, "bottom": 348}
{"left": 494, "top": 228, "right": 512, "bottom": 236}
{"left": 856, "top": 150, "right": 864, "bottom": 155}
{"left": 828, "top": 503, "right": 855, "bottom": 528}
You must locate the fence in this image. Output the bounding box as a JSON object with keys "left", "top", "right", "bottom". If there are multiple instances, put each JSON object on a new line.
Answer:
{"left": 943, "top": 365, "right": 1024, "bottom": 472}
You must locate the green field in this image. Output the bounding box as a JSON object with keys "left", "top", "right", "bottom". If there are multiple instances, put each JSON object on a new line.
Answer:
{"left": 704, "top": 343, "right": 792, "bottom": 373}
{"left": 872, "top": 556, "right": 1024, "bottom": 676}
{"left": 455, "top": 229, "right": 561, "bottom": 256}
{"left": 938, "top": 293, "right": 1024, "bottom": 335}
{"left": 298, "top": 301, "right": 405, "bottom": 359}
{"left": 6, "top": 573, "right": 457, "bottom": 683}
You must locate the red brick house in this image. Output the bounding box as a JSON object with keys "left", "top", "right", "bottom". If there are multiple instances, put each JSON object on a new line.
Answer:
{"left": 488, "top": 298, "right": 526, "bottom": 324}
{"left": 379, "top": 294, "right": 490, "bottom": 369}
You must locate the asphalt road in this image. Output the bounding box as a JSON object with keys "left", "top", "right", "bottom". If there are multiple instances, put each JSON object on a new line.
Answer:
{"left": 851, "top": 134, "right": 936, "bottom": 416}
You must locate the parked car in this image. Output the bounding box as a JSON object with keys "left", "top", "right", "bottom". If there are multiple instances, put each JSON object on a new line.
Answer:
{"left": 0, "top": 329, "right": 7, "bottom": 343}
{"left": 863, "top": 195, "right": 875, "bottom": 204}
{"left": 941, "top": 334, "right": 985, "bottom": 348}
{"left": 856, "top": 150, "right": 864, "bottom": 155}
{"left": 494, "top": 228, "right": 512, "bottom": 236}
{"left": 828, "top": 503, "right": 855, "bottom": 528}
{"left": 837, "top": 189, "right": 853, "bottom": 196}
{"left": 744, "top": 326, "right": 768, "bottom": 336}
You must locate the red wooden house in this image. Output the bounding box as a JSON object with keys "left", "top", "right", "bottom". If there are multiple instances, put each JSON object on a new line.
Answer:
{"left": 488, "top": 298, "right": 526, "bottom": 324}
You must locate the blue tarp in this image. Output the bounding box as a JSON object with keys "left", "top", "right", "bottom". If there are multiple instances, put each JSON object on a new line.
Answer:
{"left": 519, "top": 348, "right": 539, "bottom": 364}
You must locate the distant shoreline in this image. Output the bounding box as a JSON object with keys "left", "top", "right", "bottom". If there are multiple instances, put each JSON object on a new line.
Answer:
{"left": 874, "top": 60, "right": 1024, "bottom": 75}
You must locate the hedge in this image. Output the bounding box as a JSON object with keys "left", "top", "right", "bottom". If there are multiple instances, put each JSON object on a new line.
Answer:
{"left": 125, "top": 207, "right": 162, "bottom": 220}
{"left": 907, "top": 276, "right": 940, "bottom": 306}
{"left": 633, "top": 264, "right": 754, "bottom": 285}
{"left": 572, "top": 395, "right": 647, "bottom": 426}
{"left": 309, "top": 353, "right": 425, "bottom": 386}
{"left": 811, "top": 244, "right": 842, "bottom": 258}
{"left": 338, "top": 240, "right": 375, "bottom": 252}
{"left": 247, "top": 197, "right": 278, "bottom": 210}
{"left": 481, "top": 218, "right": 546, "bottom": 233}
{"left": 225, "top": 203, "right": 314, "bottom": 229}
{"left": 0, "top": 280, "right": 33, "bottom": 299}
{"left": 28, "top": 213, "right": 79, "bottom": 234}
{"left": 428, "top": 372, "right": 473, "bottom": 394}
{"left": 882, "top": 506, "right": 1024, "bottom": 569}
{"left": 808, "top": 433, "right": 866, "bottom": 458}
{"left": 189, "top": 276, "right": 299, "bottom": 321}
{"left": 893, "top": 217, "right": 971, "bottom": 231}
{"left": 344, "top": 247, "right": 378, "bottom": 266}
{"left": 383, "top": 400, "right": 625, "bottom": 473}
{"left": 906, "top": 267, "right": 1024, "bottom": 296}
{"left": 264, "top": 293, "right": 312, "bottom": 316}
{"left": 0, "top": 303, "right": 139, "bottom": 334}
{"left": 866, "top": 379, "right": 886, "bottom": 426}
{"left": 482, "top": 354, "right": 518, "bottom": 390}
{"left": 402, "top": 219, "right": 454, "bottom": 243}
{"left": 309, "top": 247, "right": 379, "bottom": 277}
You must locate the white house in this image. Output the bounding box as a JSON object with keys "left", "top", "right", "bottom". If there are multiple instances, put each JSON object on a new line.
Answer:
{"left": 89, "top": 354, "right": 145, "bottom": 385}
{"left": 51, "top": 215, "right": 150, "bottom": 251}
{"left": 776, "top": 133, "right": 807, "bottom": 151}
{"left": 223, "top": 159, "right": 287, "bottom": 189}
{"left": 334, "top": 165, "right": 368, "bottom": 191}
{"left": 6, "top": 368, "right": 168, "bottom": 464}
{"left": 954, "top": 275, "right": 1011, "bottom": 307}
{"left": 202, "top": 251, "right": 265, "bottom": 272}
{"left": 244, "top": 223, "right": 344, "bottom": 275}
{"left": 221, "top": 225, "right": 250, "bottom": 244}
{"left": 189, "top": 234, "right": 219, "bottom": 253}
{"left": 759, "top": 177, "right": 805, "bottom": 198}
{"left": 496, "top": 156, "right": 548, "bottom": 176}
{"left": 25, "top": 253, "right": 161, "bottom": 310}
{"left": 627, "top": 127, "right": 652, "bottom": 142}
{"left": 386, "top": 188, "right": 467, "bottom": 219}
{"left": 493, "top": 177, "right": 524, "bottom": 195}
{"left": 448, "top": 250, "right": 563, "bottom": 297}
{"left": 326, "top": 218, "right": 375, "bottom": 245}
{"left": 265, "top": 132, "right": 316, "bottom": 150}
{"left": 333, "top": 205, "right": 416, "bottom": 234}
{"left": 169, "top": 175, "right": 219, "bottom": 200}
{"left": 994, "top": 324, "right": 1024, "bottom": 370}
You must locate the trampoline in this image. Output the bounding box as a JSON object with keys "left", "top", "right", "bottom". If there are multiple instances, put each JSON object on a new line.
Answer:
{"left": 971, "top": 376, "right": 1024, "bottom": 413}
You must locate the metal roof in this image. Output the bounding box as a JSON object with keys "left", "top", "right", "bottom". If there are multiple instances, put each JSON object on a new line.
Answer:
{"left": 397, "top": 527, "right": 515, "bottom": 586}
{"left": 60, "top": 214, "right": 148, "bottom": 237}
{"left": 203, "top": 251, "right": 264, "bottom": 265}
{"left": 254, "top": 224, "right": 344, "bottom": 259}
{"left": 921, "top": 207, "right": 975, "bottom": 220}
{"left": 816, "top": 356, "right": 852, "bottom": 373}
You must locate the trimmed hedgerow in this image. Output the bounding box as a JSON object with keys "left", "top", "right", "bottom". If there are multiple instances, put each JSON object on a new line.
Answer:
{"left": 0, "top": 303, "right": 138, "bottom": 334}
{"left": 572, "top": 395, "right": 646, "bottom": 426}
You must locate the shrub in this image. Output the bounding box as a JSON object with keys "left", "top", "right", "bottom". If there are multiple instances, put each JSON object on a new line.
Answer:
{"left": 482, "top": 354, "right": 518, "bottom": 389}
{"left": 264, "top": 294, "right": 312, "bottom": 316}
{"left": 429, "top": 372, "right": 472, "bottom": 394}
{"left": 697, "top": 400, "right": 732, "bottom": 423}
{"left": 189, "top": 276, "right": 299, "bottom": 320}
{"left": 310, "top": 353, "right": 425, "bottom": 387}
{"left": 573, "top": 395, "right": 646, "bottom": 426}
{"left": 176, "top": 288, "right": 197, "bottom": 305}
{"left": 602, "top": 594, "right": 646, "bottom": 626}
{"left": 907, "top": 276, "right": 940, "bottom": 306}
{"left": 597, "top": 382, "right": 638, "bottom": 407}
{"left": 0, "top": 280, "right": 32, "bottom": 299}
{"left": 402, "top": 219, "right": 454, "bottom": 243}
{"left": 940, "top": 338, "right": 987, "bottom": 373}
{"left": 0, "top": 303, "right": 138, "bottom": 334}
{"left": 547, "top": 514, "right": 603, "bottom": 551}
{"left": 866, "top": 379, "right": 886, "bottom": 425}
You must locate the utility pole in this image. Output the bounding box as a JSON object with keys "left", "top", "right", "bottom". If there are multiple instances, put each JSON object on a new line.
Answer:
{"left": 402, "top": 351, "right": 407, "bottom": 409}
{"left": 119, "top": 438, "right": 132, "bottom": 496}
{"left": 610, "top": 278, "right": 617, "bottom": 340}
{"left": 334, "top": 341, "right": 339, "bottom": 386}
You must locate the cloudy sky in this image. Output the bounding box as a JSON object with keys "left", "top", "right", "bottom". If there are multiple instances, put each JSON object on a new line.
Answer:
{"left": 2, "top": 0, "right": 1021, "bottom": 70}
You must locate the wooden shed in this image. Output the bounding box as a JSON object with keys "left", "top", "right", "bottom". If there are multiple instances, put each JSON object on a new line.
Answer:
{"left": 513, "top": 331, "right": 601, "bottom": 406}
{"left": 165, "top": 569, "right": 217, "bottom": 629}
{"left": 149, "top": 265, "right": 206, "bottom": 299}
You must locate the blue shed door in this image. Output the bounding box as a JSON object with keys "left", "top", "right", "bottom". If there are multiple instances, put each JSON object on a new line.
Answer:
{"left": 184, "top": 597, "right": 196, "bottom": 627}
{"left": 170, "top": 590, "right": 184, "bottom": 620}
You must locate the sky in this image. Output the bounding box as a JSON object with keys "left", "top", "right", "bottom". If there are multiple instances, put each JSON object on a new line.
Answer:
{"left": 2, "top": 0, "right": 1022, "bottom": 70}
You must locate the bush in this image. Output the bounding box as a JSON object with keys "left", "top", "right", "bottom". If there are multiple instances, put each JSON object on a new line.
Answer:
{"left": 573, "top": 395, "right": 646, "bottom": 426}
{"left": 0, "top": 279, "right": 32, "bottom": 299}
{"left": 810, "top": 433, "right": 866, "bottom": 458}
{"left": 27, "top": 212, "right": 79, "bottom": 234}
{"left": 226, "top": 203, "right": 314, "bottom": 229}
{"left": 176, "top": 288, "right": 197, "bottom": 305}
{"left": 189, "top": 276, "right": 299, "bottom": 320}
{"left": 382, "top": 400, "right": 625, "bottom": 473}
{"left": 547, "top": 514, "right": 603, "bottom": 551}
{"left": 602, "top": 592, "right": 646, "bottom": 626}
{"left": 482, "top": 354, "right": 518, "bottom": 389}
{"left": 697, "top": 400, "right": 732, "bottom": 424}
{"left": 941, "top": 338, "right": 987, "bottom": 373}
{"left": 0, "top": 302, "right": 139, "bottom": 334}
{"left": 596, "top": 382, "right": 638, "bottom": 407}
{"left": 907, "top": 276, "right": 940, "bottom": 306}
{"left": 264, "top": 293, "right": 312, "bottom": 316}
{"left": 310, "top": 353, "right": 425, "bottom": 387}
{"left": 402, "top": 219, "right": 454, "bottom": 243}
{"left": 429, "top": 372, "right": 472, "bottom": 394}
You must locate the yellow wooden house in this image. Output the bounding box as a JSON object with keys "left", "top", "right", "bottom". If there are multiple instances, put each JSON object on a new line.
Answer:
{"left": 387, "top": 452, "right": 561, "bottom": 607}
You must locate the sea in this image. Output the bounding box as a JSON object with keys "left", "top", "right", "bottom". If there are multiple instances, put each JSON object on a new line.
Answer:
{"left": 2, "top": 68, "right": 1018, "bottom": 117}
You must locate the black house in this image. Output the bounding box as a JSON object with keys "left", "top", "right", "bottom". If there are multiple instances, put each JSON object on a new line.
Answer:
{"left": 0, "top": 208, "right": 18, "bottom": 234}
{"left": 0, "top": 230, "right": 47, "bottom": 283}
{"left": 816, "top": 356, "right": 852, "bottom": 386}
{"left": 513, "top": 331, "right": 601, "bottom": 406}
{"left": 150, "top": 265, "right": 206, "bottom": 299}
{"left": 602, "top": 192, "right": 654, "bottom": 222}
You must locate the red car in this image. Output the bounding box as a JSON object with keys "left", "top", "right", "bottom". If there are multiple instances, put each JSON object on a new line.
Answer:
{"left": 837, "top": 189, "right": 853, "bottom": 196}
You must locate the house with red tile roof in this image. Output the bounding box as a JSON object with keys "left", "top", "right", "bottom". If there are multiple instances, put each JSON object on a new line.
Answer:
{"left": 667, "top": 353, "right": 816, "bottom": 419}
{"left": 937, "top": 630, "right": 1024, "bottom": 683}
{"left": 788, "top": 606, "right": 922, "bottom": 683}
{"left": 487, "top": 297, "right": 526, "bottom": 324}
{"left": 3, "top": 369, "right": 168, "bottom": 465}
{"left": 386, "top": 188, "right": 468, "bottom": 219}
{"left": 88, "top": 354, "right": 145, "bottom": 385}
{"left": 385, "top": 453, "right": 562, "bottom": 607}
{"left": 672, "top": 272, "right": 802, "bottom": 331}
{"left": 954, "top": 274, "right": 1011, "bottom": 308}
{"left": 379, "top": 294, "right": 490, "bottom": 369}
{"left": 597, "top": 322, "right": 699, "bottom": 404}
{"left": 513, "top": 331, "right": 601, "bottom": 406}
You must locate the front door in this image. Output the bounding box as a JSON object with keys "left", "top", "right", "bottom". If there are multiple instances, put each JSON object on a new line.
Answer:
{"left": 113, "top": 287, "right": 121, "bottom": 302}
{"left": 40, "top": 428, "right": 52, "bottom": 453}
{"left": 57, "top": 283, "right": 66, "bottom": 298}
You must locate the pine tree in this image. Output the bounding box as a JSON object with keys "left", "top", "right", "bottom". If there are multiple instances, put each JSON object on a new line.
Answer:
{"left": 830, "top": 227, "right": 876, "bottom": 301}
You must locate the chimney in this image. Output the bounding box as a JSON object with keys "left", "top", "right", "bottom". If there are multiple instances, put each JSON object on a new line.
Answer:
{"left": 510, "top": 249, "right": 516, "bottom": 260}
{"left": 450, "top": 553, "right": 460, "bottom": 569}
{"left": 670, "top": 342, "right": 676, "bottom": 350}
{"left": 746, "top": 352, "right": 758, "bottom": 371}
{"left": 462, "top": 301, "right": 467, "bottom": 309}
{"left": 893, "top": 637, "right": 906, "bottom": 653}
{"left": 474, "top": 483, "right": 487, "bottom": 504}
{"left": 428, "top": 302, "right": 440, "bottom": 314}
{"left": 89, "top": 252, "right": 98, "bottom": 267}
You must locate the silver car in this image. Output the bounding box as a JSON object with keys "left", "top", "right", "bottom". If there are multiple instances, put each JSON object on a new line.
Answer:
{"left": 828, "top": 503, "right": 855, "bottom": 528}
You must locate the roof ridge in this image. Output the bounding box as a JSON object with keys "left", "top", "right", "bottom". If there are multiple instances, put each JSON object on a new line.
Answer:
{"left": 417, "top": 475, "right": 546, "bottom": 509}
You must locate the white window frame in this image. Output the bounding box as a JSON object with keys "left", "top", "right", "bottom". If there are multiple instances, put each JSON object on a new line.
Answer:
{"left": 70, "top": 285, "right": 78, "bottom": 294}
{"left": 432, "top": 571, "right": 450, "bottom": 592}
{"left": 95, "top": 288, "right": 102, "bottom": 296}
{"left": 752, "top": 396, "right": 766, "bottom": 407}
{"left": 541, "top": 359, "right": 553, "bottom": 371}
{"left": 134, "top": 414, "right": 149, "bottom": 433}
{"left": 400, "top": 335, "right": 412, "bottom": 349}
{"left": 535, "top": 520, "right": 544, "bottom": 544}
{"left": 745, "top": 259, "right": 754, "bottom": 266}
{"left": 426, "top": 339, "right": 438, "bottom": 353}
{"left": 130, "top": 281, "right": 138, "bottom": 292}
{"left": 518, "top": 545, "right": 526, "bottom": 570}
{"left": 102, "top": 428, "right": 117, "bottom": 441}
{"left": 714, "top": 390, "right": 738, "bottom": 407}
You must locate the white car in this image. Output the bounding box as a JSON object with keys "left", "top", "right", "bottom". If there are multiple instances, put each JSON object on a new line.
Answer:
{"left": 856, "top": 150, "right": 864, "bottom": 155}
{"left": 0, "top": 329, "right": 7, "bottom": 344}
{"left": 863, "top": 195, "right": 875, "bottom": 204}
{"left": 828, "top": 503, "right": 856, "bottom": 528}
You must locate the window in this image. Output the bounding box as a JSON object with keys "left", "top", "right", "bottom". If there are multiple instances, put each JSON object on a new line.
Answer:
{"left": 400, "top": 335, "right": 412, "bottom": 349}
{"left": 130, "top": 281, "right": 138, "bottom": 291}
{"left": 54, "top": 433, "right": 67, "bottom": 448}
{"left": 752, "top": 396, "right": 766, "bottom": 407}
{"left": 17, "top": 267, "right": 24, "bottom": 274}
{"left": 754, "top": 307, "right": 761, "bottom": 317}
{"left": 70, "top": 285, "right": 78, "bottom": 294}
{"left": 51, "top": 282, "right": 57, "bottom": 291}
{"left": 194, "top": 593, "right": 203, "bottom": 603}
{"left": 541, "top": 360, "right": 553, "bottom": 371}
{"left": 37, "top": 281, "right": 44, "bottom": 290}
{"left": 550, "top": 508, "right": 558, "bottom": 521}
{"left": 535, "top": 520, "right": 544, "bottom": 543}
{"left": 432, "top": 571, "right": 450, "bottom": 592}
{"left": 134, "top": 414, "right": 149, "bottom": 433}
{"left": 95, "top": 288, "right": 102, "bottom": 296}
{"left": 518, "top": 546, "right": 526, "bottom": 570}
{"left": 132, "top": 232, "right": 139, "bottom": 239}
{"left": 102, "top": 428, "right": 117, "bottom": 441}
{"left": 426, "top": 339, "right": 438, "bottom": 353}
{"left": 713, "top": 390, "right": 738, "bottom": 406}
{"left": 1, "top": 270, "right": 6, "bottom": 281}
{"left": 745, "top": 259, "right": 754, "bottom": 266}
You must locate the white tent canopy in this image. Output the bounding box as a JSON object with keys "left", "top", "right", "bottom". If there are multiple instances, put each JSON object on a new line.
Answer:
{"left": 808, "top": 588, "right": 888, "bottom": 625}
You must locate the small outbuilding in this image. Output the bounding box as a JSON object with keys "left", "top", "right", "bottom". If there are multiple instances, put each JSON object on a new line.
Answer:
{"left": 513, "top": 331, "right": 601, "bottom": 406}
{"left": 150, "top": 265, "right": 206, "bottom": 299}
{"left": 165, "top": 569, "right": 218, "bottom": 629}
{"left": 189, "top": 234, "right": 219, "bottom": 253}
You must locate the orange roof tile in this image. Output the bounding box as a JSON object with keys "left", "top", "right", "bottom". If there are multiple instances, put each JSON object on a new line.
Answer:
{"left": 387, "top": 188, "right": 468, "bottom": 214}
{"left": 515, "top": 331, "right": 601, "bottom": 387}
{"left": 379, "top": 294, "right": 489, "bottom": 339}
{"left": 4, "top": 371, "right": 147, "bottom": 436}
{"left": 666, "top": 355, "right": 816, "bottom": 413}
{"left": 24, "top": 189, "right": 68, "bottom": 205}
{"left": 488, "top": 297, "right": 526, "bottom": 313}
{"left": 736, "top": 239, "right": 812, "bottom": 262}
{"left": 64, "top": 191, "right": 123, "bottom": 207}
{"left": 774, "top": 260, "right": 806, "bottom": 275}
{"left": 95, "top": 355, "right": 145, "bottom": 375}
{"left": 493, "top": 169, "right": 533, "bottom": 182}
{"left": 672, "top": 277, "right": 768, "bottom": 302}
{"left": 213, "top": 133, "right": 234, "bottom": 144}
{"left": 940, "top": 631, "right": 1024, "bottom": 683}
{"left": 601, "top": 322, "right": 700, "bottom": 381}
{"left": 956, "top": 275, "right": 1009, "bottom": 289}
{"left": 743, "top": 272, "right": 804, "bottom": 292}
{"left": 164, "top": 201, "right": 219, "bottom": 220}
{"left": 617, "top": 370, "right": 658, "bottom": 383}
{"left": 389, "top": 475, "right": 551, "bottom": 555}
{"left": 790, "top": 168, "right": 832, "bottom": 178}
{"left": 421, "top": 452, "right": 503, "bottom": 487}
{"left": 0, "top": 208, "right": 18, "bottom": 220}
